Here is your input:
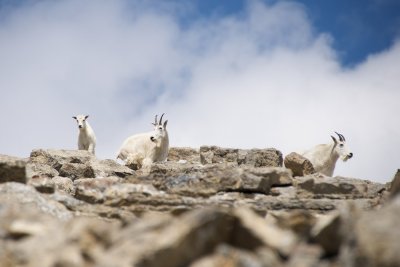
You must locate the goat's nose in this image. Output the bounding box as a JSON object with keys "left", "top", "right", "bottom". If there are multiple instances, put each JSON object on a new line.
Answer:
{"left": 78, "top": 125, "right": 83, "bottom": 128}
{"left": 349, "top": 152, "right": 353, "bottom": 158}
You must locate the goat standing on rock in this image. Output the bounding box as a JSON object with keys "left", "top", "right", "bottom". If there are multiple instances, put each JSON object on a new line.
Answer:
{"left": 117, "top": 114, "right": 169, "bottom": 169}
{"left": 301, "top": 132, "right": 353, "bottom": 176}
{"left": 72, "top": 115, "right": 97, "bottom": 155}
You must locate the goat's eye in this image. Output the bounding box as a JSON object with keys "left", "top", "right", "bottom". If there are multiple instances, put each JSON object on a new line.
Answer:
{"left": 339, "top": 144, "right": 344, "bottom": 147}
{"left": 159, "top": 127, "right": 162, "bottom": 130}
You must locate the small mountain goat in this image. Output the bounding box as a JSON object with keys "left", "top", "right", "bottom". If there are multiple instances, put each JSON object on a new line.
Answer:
{"left": 72, "top": 115, "right": 97, "bottom": 155}
{"left": 301, "top": 132, "right": 353, "bottom": 176}
{"left": 117, "top": 114, "right": 169, "bottom": 169}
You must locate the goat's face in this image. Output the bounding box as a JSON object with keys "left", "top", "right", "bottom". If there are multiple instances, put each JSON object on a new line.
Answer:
{"left": 331, "top": 132, "right": 353, "bottom": 161}
{"left": 73, "top": 115, "right": 89, "bottom": 129}
{"left": 151, "top": 113, "right": 168, "bottom": 141}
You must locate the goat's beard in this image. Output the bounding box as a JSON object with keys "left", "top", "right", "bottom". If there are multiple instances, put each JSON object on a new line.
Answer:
{"left": 341, "top": 155, "right": 350, "bottom": 162}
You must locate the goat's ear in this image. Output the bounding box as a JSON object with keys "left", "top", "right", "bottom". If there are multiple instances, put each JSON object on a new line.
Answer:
{"left": 331, "top": 135, "right": 337, "bottom": 144}
{"left": 85, "top": 115, "right": 89, "bottom": 119}
{"left": 72, "top": 116, "right": 77, "bottom": 120}
{"left": 163, "top": 120, "right": 168, "bottom": 128}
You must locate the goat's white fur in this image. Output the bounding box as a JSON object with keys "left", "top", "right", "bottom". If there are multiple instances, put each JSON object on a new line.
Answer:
{"left": 300, "top": 132, "right": 353, "bottom": 176}
{"left": 73, "top": 115, "right": 97, "bottom": 155}
{"left": 117, "top": 114, "right": 169, "bottom": 169}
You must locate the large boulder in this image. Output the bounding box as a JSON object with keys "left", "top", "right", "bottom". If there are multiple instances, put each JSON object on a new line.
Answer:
{"left": 0, "top": 154, "right": 27, "bottom": 184}
{"left": 284, "top": 152, "right": 315, "bottom": 177}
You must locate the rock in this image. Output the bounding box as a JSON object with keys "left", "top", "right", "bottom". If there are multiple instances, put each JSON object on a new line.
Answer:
{"left": 28, "top": 176, "right": 55, "bottom": 194}
{"left": 242, "top": 148, "right": 283, "bottom": 168}
{"left": 0, "top": 154, "right": 27, "bottom": 183}
{"left": 59, "top": 162, "right": 95, "bottom": 180}
{"left": 30, "top": 149, "right": 94, "bottom": 170}
{"left": 350, "top": 196, "right": 400, "bottom": 267}
{"left": 200, "top": 146, "right": 283, "bottom": 167}
{"left": 268, "top": 210, "right": 317, "bottom": 237}
{"left": 168, "top": 147, "right": 200, "bottom": 163}
{"left": 89, "top": 159, "right": 135, "bottom": 178}
{"left": 311, "top": 212, "right": 342, "bottom": 255}
{"left": 284, "top": 152, "right": 315, "bottom": 177}
{"left": 286, "top": 243, "right": 324, "bottom": 267}
{"left": 52, "top": 176, "right": 75, "bottom": 195}
{"left": 145, "top": 163, "right": 292, "bottom": 197}
{"left": 189, "top": 244, "right": 278, "bottom": 267}
{"left": 26, "top": 162, "right": 59, "bottom": 179}
{"left": 0, "top": 182, "right": 72, "bottom": 221}
{"left": 232, "top": 208, "right": 298, "bottom": 257}
{"left": 100, "top": 208, "right": 236, "bottom": 267}
{"left": 389, "top": 169, "right": 400, "bottom": 198}
{"left": 296, "top": 175, "right": 369, "bottom": 198}
{"left": 74, "top": 177, "right": 122, "bottom": 204}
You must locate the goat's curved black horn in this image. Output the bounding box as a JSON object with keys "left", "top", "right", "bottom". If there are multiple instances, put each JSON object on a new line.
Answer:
{"left": 159, "top": 113, "right": 165, "bottom": 125}
{"left": 335, "top": 131, "right": 345, "bottom": 141}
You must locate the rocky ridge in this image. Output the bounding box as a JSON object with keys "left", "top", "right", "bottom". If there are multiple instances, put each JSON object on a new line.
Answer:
{"left": 0, "top": 146, "right": 397, "bottom": 267}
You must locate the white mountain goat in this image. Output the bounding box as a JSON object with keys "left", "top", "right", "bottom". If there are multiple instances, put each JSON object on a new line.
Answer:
{"left": 117, "top": 114, "right": 169, "bottom": 169}
{"left": 72, "top": 115, "right": 97, "bottom": 155}
{"left": 301, "top": 132, "right": 353, "bottom": 176}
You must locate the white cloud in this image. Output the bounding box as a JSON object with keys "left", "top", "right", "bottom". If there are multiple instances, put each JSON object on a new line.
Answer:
{"left": 0, "top": 0, "right": 398, "bottom": 182}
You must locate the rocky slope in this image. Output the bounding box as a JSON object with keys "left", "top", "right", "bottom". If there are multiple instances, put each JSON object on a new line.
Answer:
{"left": 0, "top": 146, "right": 398, "bottom": 267}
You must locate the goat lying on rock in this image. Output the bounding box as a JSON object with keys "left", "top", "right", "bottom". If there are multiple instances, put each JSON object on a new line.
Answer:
{"left": 301, "top": 132, "right": 353, "bottom": 176}
{"left": 117, "top": 114, "right": 169, "bottom": 169}
{"left": 72, "top": 115, "right": 97, "bottom": 155}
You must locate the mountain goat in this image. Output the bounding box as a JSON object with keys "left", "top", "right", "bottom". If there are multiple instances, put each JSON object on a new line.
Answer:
{"left": 301, "top": 132, "right": 353, "bottom": 176}
{"left": 72, "top": 115, "right": 97, "bottom": 155}
{"left": 117, "top": 114, "right": 169, "bottom": 169}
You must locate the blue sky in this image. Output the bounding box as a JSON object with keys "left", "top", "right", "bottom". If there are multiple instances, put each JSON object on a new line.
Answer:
{"left": 0, "top": 0, "right": 399, "bottom": 182}
{"left": 189, "top": 0, "right": 400, "bottom": 66}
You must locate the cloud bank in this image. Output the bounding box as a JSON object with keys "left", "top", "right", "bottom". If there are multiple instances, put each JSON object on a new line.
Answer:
{"left": 0, "top": 0, "right": 399, "bottom": 182}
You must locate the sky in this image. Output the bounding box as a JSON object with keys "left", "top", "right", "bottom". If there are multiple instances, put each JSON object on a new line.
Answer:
{"left": 0, "top": 0, "right": 399, "bottom": 183}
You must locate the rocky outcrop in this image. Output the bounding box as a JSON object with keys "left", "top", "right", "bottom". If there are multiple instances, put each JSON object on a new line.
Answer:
{"left": 0, "top": 146, "right": 396, "bottom": 267}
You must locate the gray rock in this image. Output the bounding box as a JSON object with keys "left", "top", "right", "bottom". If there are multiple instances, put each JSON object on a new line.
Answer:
{"left": 28, "top": 176, "right": 55, "bottom": 194}
{"left": 296, "top": 175, "right": 369, "bottom": 198}
{"left": 30, "top": 149, "right": 94, "bottom": 170}
{"left": 26, "top": 162, "right": 59, "bottom": 179}
{"left": 200, "top": 146, "right": 283, "bottom": 167}
{"left": 0, "top": 182, "right": 72, "bottom": 221}
{"left": 145, "top": 163, "right": 292, "bottom": 196}
{"left": 168, "top": 147, "right": 200, "bottom": 163}
{"left": 350, "top": 196, "right": 400, "bottom": 267}
{"left": 0, "top": 154, "right": 27, "bottom": 184}
{"left": 59, "top": 162, "right": 95, "bottom": 180}
{"left": 284, "top": 152, "right": 315, "bottom": 177}
{"left": 100, "top": 208, "right": 236, "bottom": 267}
{"left": 311, "top": 212, "right": 342, "bottom": 255}
{"left": 389, "top": 169, "right": 400, "bottom": 198}
{"left": 52, "top": 176, "right": 75, "bottom": 195}
{"left": 90, "top": 159, "right": 134, "bottom": 178}
{"left": 74, "top": 177, "right": 122, "bottom": 204}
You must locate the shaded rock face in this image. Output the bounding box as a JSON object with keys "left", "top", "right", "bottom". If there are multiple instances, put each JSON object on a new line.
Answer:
{"left": 0, "top": 147, "right": 395, "bottom": 267}
{"left": 0, "top": 154, "right": 27, "bottom": 183}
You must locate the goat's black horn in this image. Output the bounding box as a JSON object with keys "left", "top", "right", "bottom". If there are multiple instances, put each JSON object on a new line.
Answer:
{"left": 159, "top": 113, "right": 165, "bottom": 125}
{"left": 335, "top": 131, "right": 345, "bottom": 141}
